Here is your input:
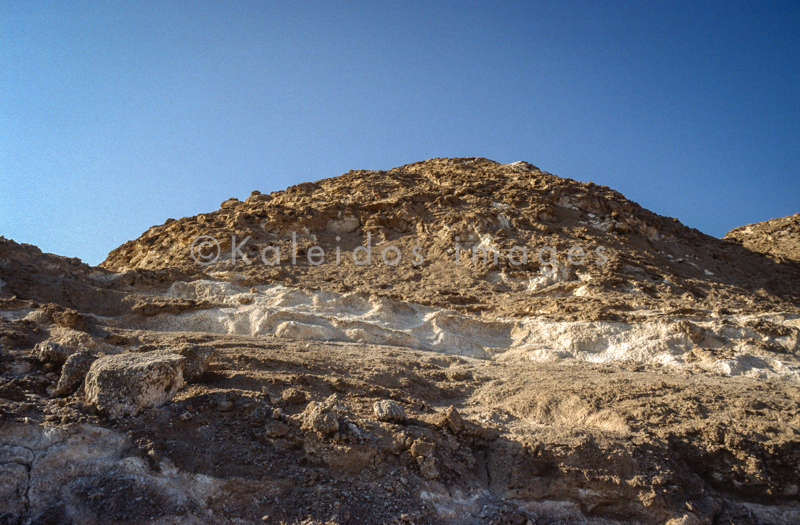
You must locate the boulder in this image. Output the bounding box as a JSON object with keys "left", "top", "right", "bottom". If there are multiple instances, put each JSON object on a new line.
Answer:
{"left": 84, "top": 352, "right": 185, "bottom": 419}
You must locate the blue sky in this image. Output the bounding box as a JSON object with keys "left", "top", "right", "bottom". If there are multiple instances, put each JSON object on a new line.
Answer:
{"left": 2, "top": 1, "right": 798, "bottom": 266}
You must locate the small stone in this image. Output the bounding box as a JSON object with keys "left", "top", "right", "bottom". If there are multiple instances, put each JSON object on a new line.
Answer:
{"left": 409, "top": 439, "right": 435, "bottom": 458}
{"left": 304, "top": 403, "right": 339, "bottom": 435}
{"left": 282, "top": 388, "right": 307, "bottom": 404}
{"left": 34, "top": 341, "right": 69, "bottom": 364}
{"left": 271, "top": 408, "right": 283, "bottom": 420}
{"left": 373, "top": 400, "right": 406, "bottom": 423}
{"left": 445, "top": 406, "right": 464, "bottom": 433}
{"left": 264, "top": 421, "right": 290, "bottom": 438}
{"left": 179, "top": 412, "right": 192, "bottom": 422}
{"left": 216, "top": 398, "right": 234, "bottom": 412}
{"left": 419, "top": 456, "right": 439, "bottom": 479}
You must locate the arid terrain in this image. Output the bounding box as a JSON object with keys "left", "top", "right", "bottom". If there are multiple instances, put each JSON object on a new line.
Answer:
{"left": 1, "top": 158, "right": 799, "bottom": 524}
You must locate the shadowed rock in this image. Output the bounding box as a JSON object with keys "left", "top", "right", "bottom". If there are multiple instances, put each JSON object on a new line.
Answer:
{"left": 49, "top": 348, "right": 96, "bottom": 397}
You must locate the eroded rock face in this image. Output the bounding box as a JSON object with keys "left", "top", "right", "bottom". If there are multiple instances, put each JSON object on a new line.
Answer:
{"left": 84, "top": 352, "right": 185, "bottom": 419}
{"left": 275, "top": 321, "right": 338, "bottom": 341}
{"left": 1, "top": 160, "right": 799, "bottom": 524}
{"left": 326, "top": 215, "right": 361, "bottom": 234}
{"left": 131, "top": 296, "right": 213, "bottom": 316}
{"left": 0, "top": 423, "right": 219, "bottom": 524}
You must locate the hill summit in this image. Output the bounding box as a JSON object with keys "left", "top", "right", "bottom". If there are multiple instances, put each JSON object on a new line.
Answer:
{"left": 103, "top": 157, "right": 800, "bottom": 320}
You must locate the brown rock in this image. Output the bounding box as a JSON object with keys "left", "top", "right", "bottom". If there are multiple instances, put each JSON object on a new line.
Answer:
{"left": 282, "top": 388, "right": 307, "bottom": 404}
{"left": 41, "top": 305, "right": 89, "bottom": 331}
{"left": 409, "top": 439, "right": 435, "bottom": 458}
{"left": 304, "top": 403, "right": 339, "bottom": 435}
{"left": 445, "top": 406, "right": 464, "bottom": 433}
{"left": 265, "top": 421, "right": 290, "bottom": 438}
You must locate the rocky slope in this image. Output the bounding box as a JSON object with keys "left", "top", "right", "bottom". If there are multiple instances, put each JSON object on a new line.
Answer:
{"left": 102, "top": 158, "right": 800, "bottom": 320}
{"left": 1, "top": 158, "right": 799, "bottom": 525}
{"left": 725, "top": 212, "right": 800, "bottom": 265}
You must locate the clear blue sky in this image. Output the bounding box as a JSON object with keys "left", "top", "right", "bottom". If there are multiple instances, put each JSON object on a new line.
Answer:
{"left": 2, "top": 1, "right": 798, "bottom": 266}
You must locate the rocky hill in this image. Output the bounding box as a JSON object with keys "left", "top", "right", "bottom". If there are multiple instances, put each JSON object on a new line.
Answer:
{"left": 102, "top": 158, "right": 800, "bottom": 320}
{"left": 1, "top": 159, "right": 800, "bottom": 524}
